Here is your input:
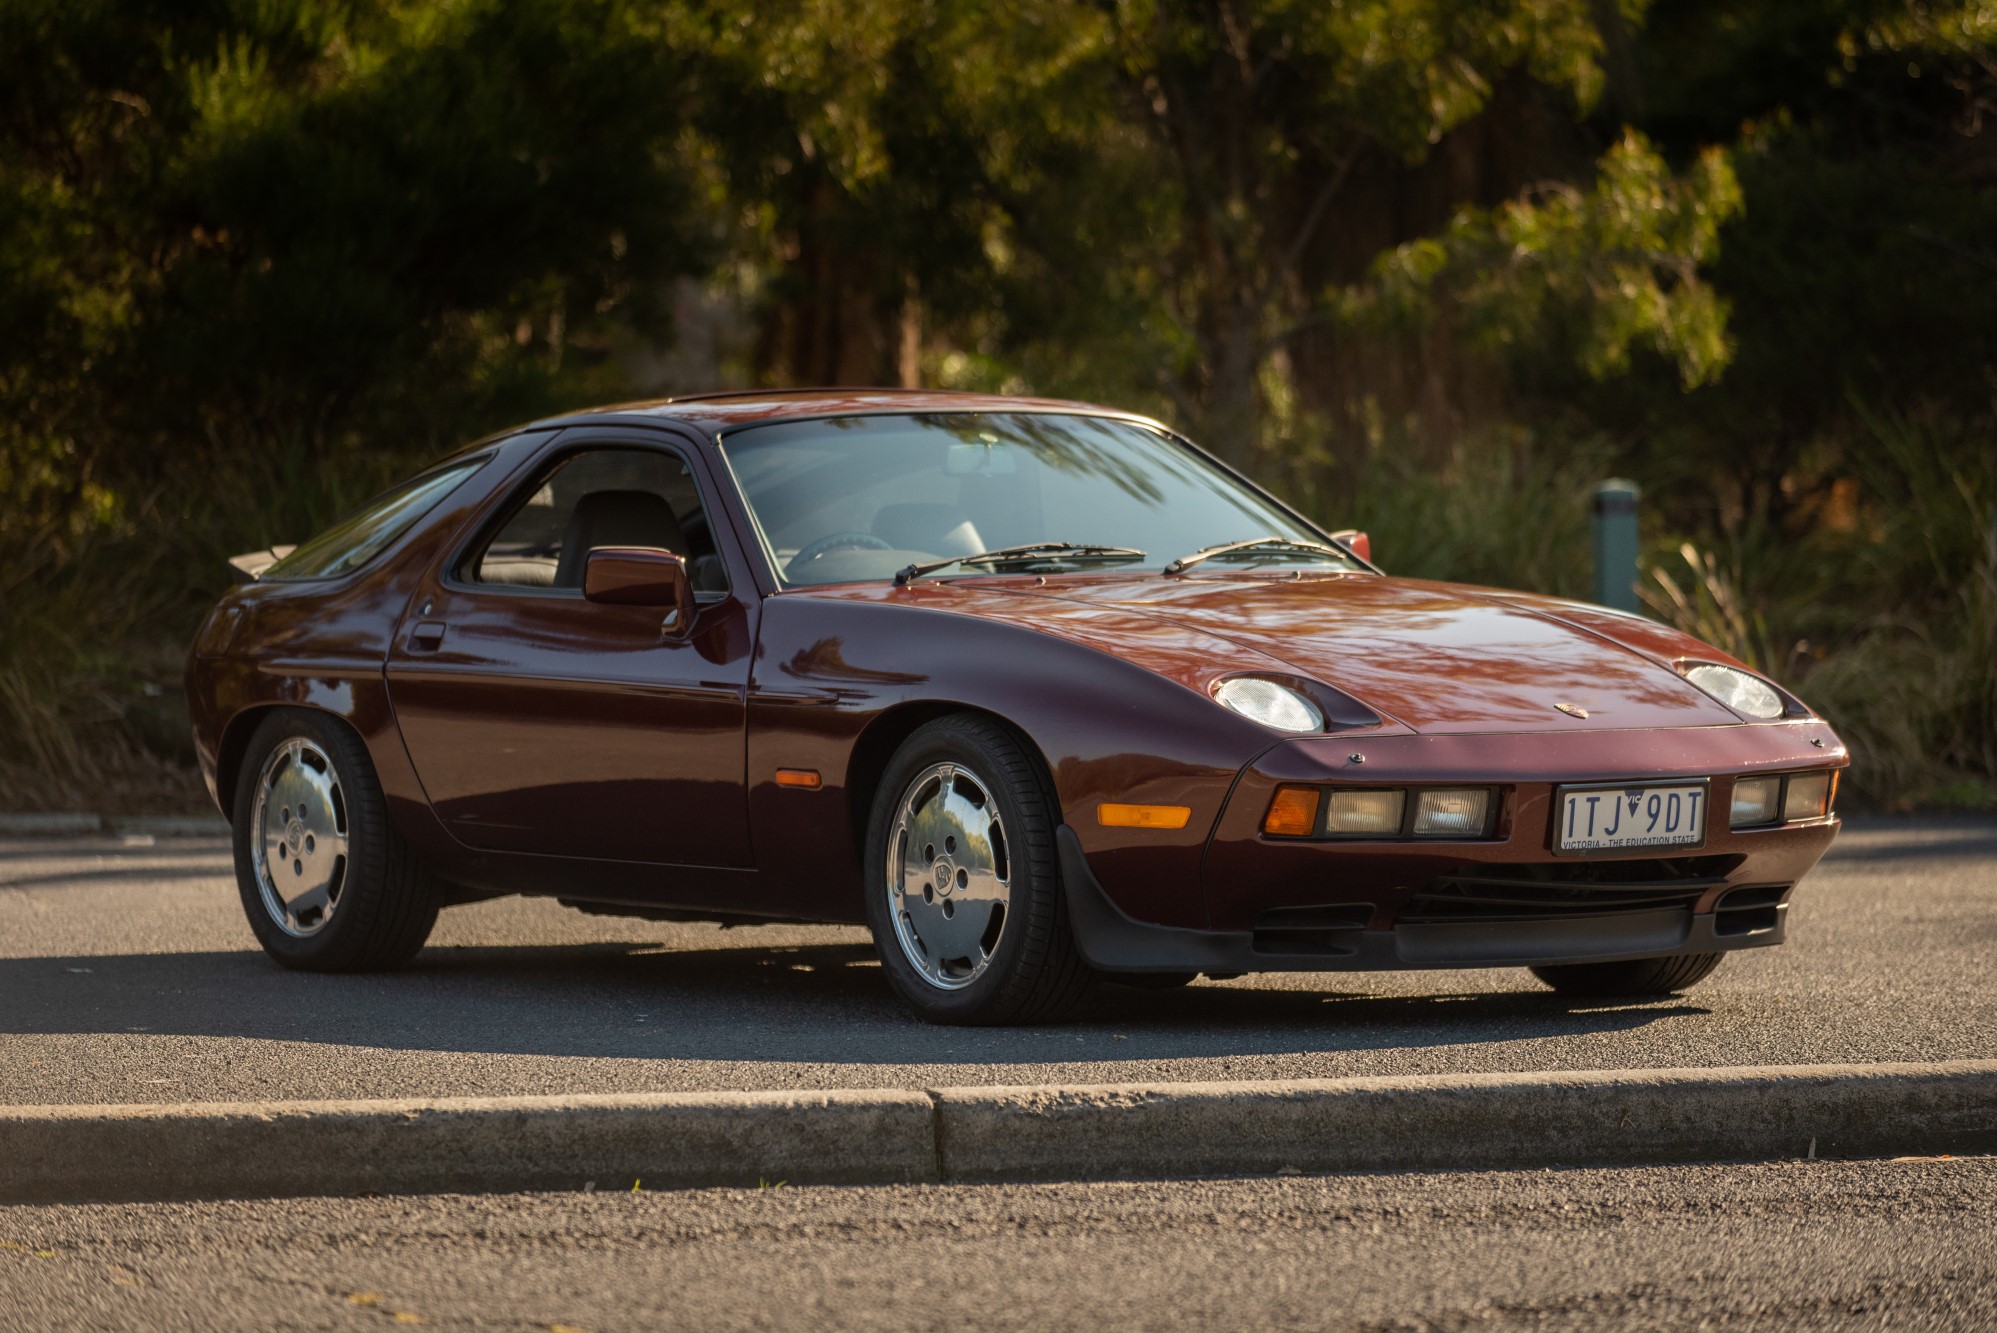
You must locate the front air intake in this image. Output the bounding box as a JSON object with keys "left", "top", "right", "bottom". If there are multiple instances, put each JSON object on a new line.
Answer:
{"left": 1714, "top": 884, "right": 1791, "bottom": 937}
{"left": 1400, "top": 855, "right": 1741, "bottom": 926}
{"left": 1250, "top": 902, "right": 1375, "bottom": 956}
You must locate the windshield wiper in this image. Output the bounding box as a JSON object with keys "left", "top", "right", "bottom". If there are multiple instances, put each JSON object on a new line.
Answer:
{"left": 1163, "top": 536, "right": 1355, "bottom": 576}
{"left": 894, "top": 542, "right": 1148, "bottom": 586}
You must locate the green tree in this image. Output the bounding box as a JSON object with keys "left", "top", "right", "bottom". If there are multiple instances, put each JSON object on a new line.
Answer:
{"left": 667, "top": 1, "right": 1747, "bottom": 471}
{"left": 0, "top": 0, "right": 709, "bottom": 570}
{"left": 1344, "top": 128, "right": 1741, "bottom": 395}
{"left": 1576, "top": 0, "right": 1997, "bottom": 526}
{"left": 1073, "top": 0, "right": 1724, "bottom": 466}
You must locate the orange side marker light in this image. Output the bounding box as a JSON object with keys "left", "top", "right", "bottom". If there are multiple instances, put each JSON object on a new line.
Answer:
{"left": 1097, "top": 803, "right": 1192, "bottom": 830}
{"left": 1261, "top": 785, "right": 1321, "bottom": 838}
{"left": 774, "top": 769, "right": 823, "bottom": 790}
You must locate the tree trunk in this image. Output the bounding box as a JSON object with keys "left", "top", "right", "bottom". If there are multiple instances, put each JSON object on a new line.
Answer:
{"left": 897, "top": 274, "right": 922, "bottom": 388}
{"left": 753, "top": 173, "right": 901, "bottom": 386}
{"left": 1200, "top": 304, "right": 1263, "bottom": 469}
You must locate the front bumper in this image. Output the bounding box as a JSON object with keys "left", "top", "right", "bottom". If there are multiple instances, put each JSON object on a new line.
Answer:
{"left": 1062, "top": 721, "right": 1846, "bottom": 974}
{"left": 1059, "top": 826, "right": 1797, "bottom": 973}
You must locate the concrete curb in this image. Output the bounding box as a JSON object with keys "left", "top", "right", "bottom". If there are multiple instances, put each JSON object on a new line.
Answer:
{"left": 0, "top": 813, "right": 229, "bottom": 838}
{"left": 0, "top": 1090, "right": 934, "bottom": 1204}
{"left": 0, "top": 813, "right": 106, "bottom": 836}
{"left": 110, "top": 816, "right": 230, "bottom": 838}
{"left": 935, "top": 1061, "right": 1997, "bottom": 1181}
{"left": 5, "top": 1061, "right": 1993, "bottom": 1205}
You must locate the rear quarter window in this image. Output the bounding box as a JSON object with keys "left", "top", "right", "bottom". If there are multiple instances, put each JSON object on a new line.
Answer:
{"left": 263, "top": 456, "right": 488, "bottom": 582}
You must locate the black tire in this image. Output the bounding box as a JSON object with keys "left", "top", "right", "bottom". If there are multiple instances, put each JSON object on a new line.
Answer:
{"left": 862, "top": 714, "right": 1097, "bottom": 1025}
{"left": 231, "top": 709, "right": 441, "bottom": 971}
{"left": 1529, "top": 952, "right": 1726, "bottom": 997}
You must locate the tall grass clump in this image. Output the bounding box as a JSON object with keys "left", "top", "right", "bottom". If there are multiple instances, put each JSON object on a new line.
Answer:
{"left": 0, "top": 431, "right": 442, "bottom": 813}
{"left": 1643, "top": 407, "right": 1997, "bottom": 806}
{"left": 1784, "top": 410, "right": 1997, "bottom": 804}
{"left": 1642, "top": 544, "right": 1778, "bottom": 671}
{"left": 1280, "top": 426, "right": 1608, "bottom": 597}
{"left": 0, "top": 534, "right": 199, "bottom": 811}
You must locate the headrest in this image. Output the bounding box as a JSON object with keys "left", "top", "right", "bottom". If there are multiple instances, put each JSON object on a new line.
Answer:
{"left": 554, "top": 489, "right": 686, "bottom": 587}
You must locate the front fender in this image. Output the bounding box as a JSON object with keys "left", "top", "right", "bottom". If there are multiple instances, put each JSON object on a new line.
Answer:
{"left": 745, "top": 585, "right": 1382, "bottom": 928}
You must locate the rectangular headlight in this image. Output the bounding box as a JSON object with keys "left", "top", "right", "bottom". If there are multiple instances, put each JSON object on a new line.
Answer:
{"left": 1783, "top": 771, "right": 1833, "bottom": 822}
{"left": 1325, "top": 789, "right": 1404, "bottom": 835}
{"left": 1731, "top": 776, "right": 1782, "bottom": 828}
{"left": 1412, "top": 788, "right": 1492, "bottom": 837}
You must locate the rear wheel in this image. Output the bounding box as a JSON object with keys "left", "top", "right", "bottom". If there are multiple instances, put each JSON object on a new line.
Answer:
{"left": 1529, "top": 952, "right": 1725, "bottom": 997}
{"left": 231, "top": 709, "right": 441, "bottom": 971}
{"left": 863, "top": 715, "right": 1096, "bottom": 1025}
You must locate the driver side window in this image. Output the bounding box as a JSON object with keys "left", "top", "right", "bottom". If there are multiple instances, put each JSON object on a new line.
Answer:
{"left": 467, "top": 447, "right": 728, "bottom": 594}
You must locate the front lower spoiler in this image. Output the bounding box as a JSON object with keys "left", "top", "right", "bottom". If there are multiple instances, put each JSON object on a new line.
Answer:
{"left": 1055, "top": 826, "right": 1787, "bottom": 975}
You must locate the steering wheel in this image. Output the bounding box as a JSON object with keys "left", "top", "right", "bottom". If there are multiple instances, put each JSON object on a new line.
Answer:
{"left": 789, "top": 531, "right": 893, "bottom": 570}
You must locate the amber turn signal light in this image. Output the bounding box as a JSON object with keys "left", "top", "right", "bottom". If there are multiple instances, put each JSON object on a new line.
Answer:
{"left": 1261, "top": 785, "right": 1321, "bottom": 838}
{"left": 1098, "top": 803, "right": 1192, "bottom": 830}
{"left": 774, "top": 768, "right": 822, "bottom": 789}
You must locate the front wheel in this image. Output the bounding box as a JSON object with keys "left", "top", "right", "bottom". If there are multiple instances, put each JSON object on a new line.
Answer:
{"left": 862, "top": 715, "right": 1097, "bottom": 1025}
{"left": 231, "top": 709, "right": 441, "bottom": 971}
{"left": 1529, "top": 952, "right": 1725, "bottom": 997}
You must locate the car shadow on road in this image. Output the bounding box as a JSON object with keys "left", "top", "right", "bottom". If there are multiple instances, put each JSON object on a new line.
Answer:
{"left": 0, "top": 939, "right": 1710, "bottom": 1068}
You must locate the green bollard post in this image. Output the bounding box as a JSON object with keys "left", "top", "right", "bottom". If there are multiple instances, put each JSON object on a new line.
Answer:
{"left": 1592, "top": 479, "right": 1640, "bottom": 613}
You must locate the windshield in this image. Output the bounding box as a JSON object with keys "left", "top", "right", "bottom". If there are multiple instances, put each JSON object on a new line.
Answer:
{"left": 720, "top": 413, "right": 1352, "bottom": 587}
{"left": 263, "top": 456, "right": 488, "bottom": 582}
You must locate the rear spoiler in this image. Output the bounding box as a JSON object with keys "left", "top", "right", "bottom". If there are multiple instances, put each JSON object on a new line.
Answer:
{"left": 227, "top": 546, "right": 296, "bottom": 584}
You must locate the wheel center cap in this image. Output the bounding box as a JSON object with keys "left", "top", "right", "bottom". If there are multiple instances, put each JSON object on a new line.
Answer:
{"left": 932, "top": 858, "right": 954, "bottom": 894}
{"left": 285, "top": 818, "right": 306, "bottom": 847}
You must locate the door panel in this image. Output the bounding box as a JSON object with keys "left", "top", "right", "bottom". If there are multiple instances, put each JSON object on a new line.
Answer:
{"left": 386, "top": 439, "right": 755, "bottom": 868}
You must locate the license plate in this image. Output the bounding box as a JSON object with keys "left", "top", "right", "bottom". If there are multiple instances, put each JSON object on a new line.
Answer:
{"left": 1556, "top": 783, "right": 1707, "bottom": 852}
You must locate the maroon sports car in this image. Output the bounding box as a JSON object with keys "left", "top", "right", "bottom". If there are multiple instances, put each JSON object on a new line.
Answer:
{"left": 186, "top": 390, "right": 1846, "bottom": 1024}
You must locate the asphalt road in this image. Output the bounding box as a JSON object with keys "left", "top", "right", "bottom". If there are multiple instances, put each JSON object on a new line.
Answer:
{"left": 2, "top": 817, "right": 1992, "bottom": 1105}
{"left": 5, "top": 1157, "right": 1993, "bottom": 1330}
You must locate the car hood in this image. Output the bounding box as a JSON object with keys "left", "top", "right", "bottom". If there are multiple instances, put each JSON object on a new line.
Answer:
{"left": 993, "top": 573, "right": 1747, "bottom": 734}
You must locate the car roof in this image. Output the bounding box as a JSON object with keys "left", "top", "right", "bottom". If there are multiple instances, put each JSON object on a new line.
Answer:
{"left": 526, "top": 388, "right": 1155, "bottom": 439}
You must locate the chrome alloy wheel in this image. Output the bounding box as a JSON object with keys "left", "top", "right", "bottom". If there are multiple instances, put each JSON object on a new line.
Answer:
{"left": 886, "top": 762, "right": 1012, "bottom": 990}
{"left": 250, "top": 737, "right": 351, "bottom": 938}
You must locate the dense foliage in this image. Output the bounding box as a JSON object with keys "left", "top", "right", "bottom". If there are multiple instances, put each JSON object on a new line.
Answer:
{"left": 1, "top": 0, "right": 1992, "bottom": 808}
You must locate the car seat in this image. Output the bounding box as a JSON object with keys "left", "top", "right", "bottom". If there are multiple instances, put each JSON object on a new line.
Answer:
{"left": 871, "top": 503, "right": 984, "bottom": 557}
{"left": 554, "top": 490, "right": 687, "bottom": 588}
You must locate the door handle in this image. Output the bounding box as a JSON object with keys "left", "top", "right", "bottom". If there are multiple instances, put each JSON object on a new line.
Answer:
{"left": 409, "top": 620, "right": 446, "bottom": 651}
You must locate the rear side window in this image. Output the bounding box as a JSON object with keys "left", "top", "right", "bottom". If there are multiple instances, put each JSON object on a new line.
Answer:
{"left": 264, "top": 457, "right": 488, "bottom": 582}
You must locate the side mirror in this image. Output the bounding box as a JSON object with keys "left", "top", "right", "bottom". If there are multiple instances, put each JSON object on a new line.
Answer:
{"left": 583, "top": 547, "right": 697, "bottom": 637}
{"left": 1330, "top": 529, "right": 1372, "bottom": 564}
